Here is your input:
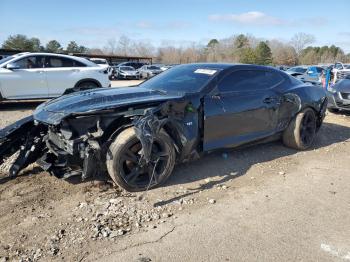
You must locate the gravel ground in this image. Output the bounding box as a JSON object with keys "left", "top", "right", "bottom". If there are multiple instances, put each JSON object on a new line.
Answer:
{"left": 0, "top": 87, "right": 350, "bottom": 261}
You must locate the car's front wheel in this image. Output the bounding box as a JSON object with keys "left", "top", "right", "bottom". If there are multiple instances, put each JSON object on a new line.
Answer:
{"left": 283, "top": 108, "right": 317, "bottom": 150}
{"left": 106, "top": 127, "right": 176, "bottom": 191}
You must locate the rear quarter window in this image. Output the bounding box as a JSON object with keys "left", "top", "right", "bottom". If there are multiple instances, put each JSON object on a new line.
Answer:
{"left": 219, "top": 70, "right": 284, "bottom": 92}
{"left": 46, "top": 57, "right": 86, "bottom": 68}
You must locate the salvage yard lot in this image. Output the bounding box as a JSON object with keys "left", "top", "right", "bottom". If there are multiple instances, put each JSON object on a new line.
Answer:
{"left": 0, "top": 80, "right": 350, "bottom": 261}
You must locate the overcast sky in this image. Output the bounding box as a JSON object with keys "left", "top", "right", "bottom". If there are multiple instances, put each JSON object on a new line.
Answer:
{"left": 1, "top": 0, "right": 350, "bottom": 52}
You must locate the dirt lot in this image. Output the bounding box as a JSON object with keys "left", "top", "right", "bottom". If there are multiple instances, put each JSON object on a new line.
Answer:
{"left": 0, "top": 83, "right": 350, "bottom": 261}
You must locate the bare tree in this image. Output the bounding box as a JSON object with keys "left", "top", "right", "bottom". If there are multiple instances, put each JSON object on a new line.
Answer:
{"left": 269, "top": 39, "right": 298, "bottom": 65}
{"left": 133, "top": 41, "right": 155, "bottom": 57}
{"left": 181, "top": 44, "right": 201, "bottom": 63}
{"left": 87, "top": 48, "right": 104, "bottom": 55}
{"left": 105, "top": 38, "right": 118, "bottom": 55}
{"left": 117, "top": 35, "right": 131, "bottom": 56}
{"left": 157, "top": 46, "right": 182, "bottom": 64}
{"left": 290, "top": 32, "right": 315, "bottom": 55}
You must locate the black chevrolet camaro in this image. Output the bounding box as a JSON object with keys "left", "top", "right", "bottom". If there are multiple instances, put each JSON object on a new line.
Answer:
{"left": 0, "top": 63, "right": 327, "bottom": 191}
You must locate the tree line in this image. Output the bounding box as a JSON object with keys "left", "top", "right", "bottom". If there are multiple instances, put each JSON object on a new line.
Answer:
{"left": 1, "top": 34, "right": 88, "bottom": 53}
{"left": 2, "top": 33, "right": 350, "bottom": 65}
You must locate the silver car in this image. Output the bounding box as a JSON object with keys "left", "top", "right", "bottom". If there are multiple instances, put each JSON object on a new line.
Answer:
{"left": 139, "top": 65, "right": 163, "bottom": 79}
{"left": 115, "top": 66, "right": 141, "bottom": 80}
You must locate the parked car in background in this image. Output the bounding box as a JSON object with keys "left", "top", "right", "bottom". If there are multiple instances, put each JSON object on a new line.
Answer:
{"left": 0, "top": 64, "right": 327, "bottom": 191}
{"left": 89, "top": 58, "right": 113, "bottom": 80}
{"left": 327, "top": 75, "right": 350, "bottom": 112}
{"left": 285, "top": 66, "right": 308, "bottom": 76}
{"left": 275, "top": 65, "right": 290, "bottom": 71}
{"left": 332, "top": 62, "right": 350, "bottom": 83}
{"left": 295, "top": 66, "right": 324, "bottom": 85}
{"left": 117, "top": 61, "right": 147, "bottom": 70}
{"left": 286, "top": 66, "right": 324, "bottom": 85}
{"left": 114, "top": 66, "right": 141, "bottom": 80}
{"left": 152, "top": 64, "right": 170, "bottom": 71}
{"left": 160, "top": 64, "right": 178, "bottom": 71}
{"left": 0, "top": 52, "right": 110, "bottom": 100}
{"left": 139, "top": 65, "right": 163, "bottom": 79}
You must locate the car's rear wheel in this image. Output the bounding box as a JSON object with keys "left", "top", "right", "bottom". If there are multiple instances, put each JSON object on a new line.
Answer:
{"left": 106, "top": 127, "right": 175, "bottom": 192}
{"left": 283, "top": 108, "right": 317, "bottom": 150}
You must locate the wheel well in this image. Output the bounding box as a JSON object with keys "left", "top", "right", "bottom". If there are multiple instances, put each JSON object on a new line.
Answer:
{"left": 101, "top": 116, "right": 183, "bottom": 156}
{"left": 101, "top": 116, "right": 133, "bottom": 145}
{"left": 74, "top": 78, "right": 102, "bottom": 88}
{"left": 162, "top": 122, "right": 183, "bottom": 150}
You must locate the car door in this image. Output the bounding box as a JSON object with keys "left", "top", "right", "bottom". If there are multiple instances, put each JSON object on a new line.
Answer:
{"left": 44, "top": 56, "right": 85, "bottom": 97}
{"left": 203, "top": 69, "right": 284, "bottom": 151}
{"left": 0, "top": 55, "right": 48, "bottom": 99}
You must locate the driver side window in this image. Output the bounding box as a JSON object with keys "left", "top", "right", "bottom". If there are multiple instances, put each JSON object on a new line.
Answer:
{"left": 13, "top": 56, "right": 45, "bottom": 69}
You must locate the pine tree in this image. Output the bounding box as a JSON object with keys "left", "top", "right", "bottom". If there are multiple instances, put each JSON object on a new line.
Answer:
{"left": 255, "top": 41, "right": 272, "bottom": 65}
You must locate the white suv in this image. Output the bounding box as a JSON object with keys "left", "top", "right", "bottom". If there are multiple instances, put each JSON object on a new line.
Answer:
{"left": 0, "top": 53, "right": 110, "bottom": 100}
{"left": 332, "top": 62, "right": 350, "bottom": 83}
{"left": 89, "top": 58, "right": 113, "bottom": 79}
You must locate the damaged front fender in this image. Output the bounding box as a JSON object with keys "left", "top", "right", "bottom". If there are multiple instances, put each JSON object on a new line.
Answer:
{"left": 133, "top": 100, "right": 201, "bottom": 164}
{"left": 133, "top": 107, "right": 168, "bottom": 163}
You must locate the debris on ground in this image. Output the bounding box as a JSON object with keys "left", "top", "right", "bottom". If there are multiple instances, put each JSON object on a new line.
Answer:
{"left": 208, "top": 199, "right": 216, "bottom": 204}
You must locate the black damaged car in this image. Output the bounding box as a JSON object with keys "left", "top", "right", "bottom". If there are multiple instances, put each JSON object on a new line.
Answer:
{"left": 0, "top": 64, "right": 327, "bottom": 191}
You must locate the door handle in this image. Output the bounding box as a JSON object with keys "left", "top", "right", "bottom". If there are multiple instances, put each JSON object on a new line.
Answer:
{"left": 263, "top": 97, "right": 277, "bottom": 104}
{"left": 36, "top": 71, "right": 44, "bottom": 73}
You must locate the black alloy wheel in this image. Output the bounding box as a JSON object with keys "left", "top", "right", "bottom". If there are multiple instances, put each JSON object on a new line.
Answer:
{"left": 299, "top": 109, "right": 316, "bottom": 147}
{"left": 106, "top": 127, "right": 175, "bottom": 191}
{"left": 119, "top": 139, "right": 168, "bottom": 188}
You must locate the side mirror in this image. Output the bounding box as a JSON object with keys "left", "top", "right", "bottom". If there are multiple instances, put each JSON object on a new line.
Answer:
{"left": 6, "top": 63, "right": 20, "bottom": 70}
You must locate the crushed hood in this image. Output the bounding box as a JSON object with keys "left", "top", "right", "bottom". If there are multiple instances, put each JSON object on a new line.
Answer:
{"left": 34, "top": 86, "right": 183, "bottom": 125}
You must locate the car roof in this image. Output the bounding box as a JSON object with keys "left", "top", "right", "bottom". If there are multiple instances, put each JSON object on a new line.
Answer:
{"left": 183, "top": 63, "right": 235, "bottom": 69}
{"left": 177, "top": 63, "right": 281, "bottom": 72}
{"left": 10, "top": 52, "right": 97, "bottom": 66}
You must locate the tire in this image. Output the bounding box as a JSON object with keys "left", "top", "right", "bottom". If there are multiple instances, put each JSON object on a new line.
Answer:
{"left": 283, "top": 108, "right": 317, "bottom": 150}
{"left": 77, "top": 81, "right": 99, "bottom": 89}
{"left": 106, "top": 127, "right": 176, "bottom": 192}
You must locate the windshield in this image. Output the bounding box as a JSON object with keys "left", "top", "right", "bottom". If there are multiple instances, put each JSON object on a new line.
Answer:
{"left": 0, "top": 55, "right": 15, "bottom": 65}
{"left": 139, "top": 64, "right": 220, "bottom": 93}
{"left": 120, "top": 66, "right": 134, "bottom": 71}
{"left": 288, "top": 67, "right": 307, "bottom": 73}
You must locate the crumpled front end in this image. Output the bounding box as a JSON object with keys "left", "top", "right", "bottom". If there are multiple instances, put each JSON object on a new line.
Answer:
{"left": 0, "top": 116, "right": 47, "bottom": 176}
{"left": 0, "top": 92, "right": 200, "bottom": 184}
{"left": 0, "top": 112, "right": 112, "bottom": 180}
